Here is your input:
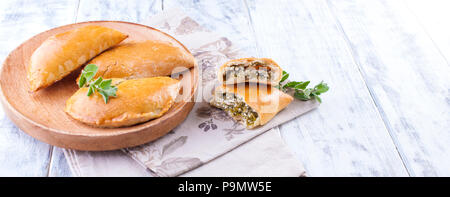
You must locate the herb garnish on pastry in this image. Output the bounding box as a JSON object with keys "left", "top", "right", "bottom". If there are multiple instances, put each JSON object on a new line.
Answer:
{"left": 65, "top": 77, "right": 180, "bottom": 128}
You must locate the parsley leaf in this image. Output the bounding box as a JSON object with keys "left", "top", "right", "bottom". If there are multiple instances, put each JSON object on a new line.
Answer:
{"left": 294, "top": 81, "right": 310, "bottom": 90}
{"left": 87, "top": 86, "right": 94, "bottom": 96}
{"left": 294, "top": 90, "right": 310, "bottom": 100}
{"left": 78, "top": 64, "right": 98, "bottom": 88}
{"left": 283, "top": 81, "right": 301, "bottom": 89}
{"left": 314, "top": 81, "right": 329, "bottom": 94}
{"left": 78, "top": 64, "right": 117, "bottom": 104}
{"left": 278, "top": 71, "right": 329, "bottom": 103}
{"left": 280, "top": 71, "right": 289, "bottom": 83}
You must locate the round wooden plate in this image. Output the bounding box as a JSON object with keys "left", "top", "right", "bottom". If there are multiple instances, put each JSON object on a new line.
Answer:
{"left": 0, "top": 21, "right": 198, "bottom": 151}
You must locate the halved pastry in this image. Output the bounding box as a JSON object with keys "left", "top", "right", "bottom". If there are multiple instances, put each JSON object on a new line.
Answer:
{"left": 79, "top": 40, "right": 195, "bottom": 80}
{"left": 27, "top": 25, "right": 128, "bottom": 91}
{"left": 65, "top": 77, "right": 180, "bottom": 128}
{"left": 218, "top": 58, "right": 283, "bottom": 85}
{"left": 210, "top": 84, "right": 293, "bottom": 129}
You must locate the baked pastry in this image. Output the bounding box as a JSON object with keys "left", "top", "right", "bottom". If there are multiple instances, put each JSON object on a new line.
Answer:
{"left": 27, "top": 25, "right": 128, "bottom": 91}
{"left": 218, "top": 58, "right": 283, "bottom": 85}
{"left": 79, "top": 40, "right": 195, "bottom": 80}
{"left": 210, "top": 83, "right": 293, "bottom": 129}
{"left": 65, "top": 77, "right": 180, "bottom": 128}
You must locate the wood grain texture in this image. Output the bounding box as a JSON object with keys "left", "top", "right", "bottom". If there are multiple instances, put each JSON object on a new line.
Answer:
{"left": 163, "top": 0, "right": 258, "bottom": 56}
{"left": 327, "top": 0, "right": 450, "bottom": 176}
{"left": 405, "top": 0, "right": 450, "bottom": 62}
{"left": 76, "top": 0, "right": 162, "bottom": 23}
{"left": 0, "top": 0, "right": 80, "bottom": 62}
{"left": 48, "top": 147, "right": 73, "bottom": 177}
{"left": 245, "top": 0, "right": 409, "bottom": 176}
{"left": 0, "top": 0, "right": 79, "bottom": 176}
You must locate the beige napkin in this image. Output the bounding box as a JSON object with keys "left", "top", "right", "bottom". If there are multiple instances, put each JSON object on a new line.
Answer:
{"left": 63, "top": 7, "right": 316, "bottom": 177}
{"left": 64, "top": 129, "right": 306, "bottom": 177}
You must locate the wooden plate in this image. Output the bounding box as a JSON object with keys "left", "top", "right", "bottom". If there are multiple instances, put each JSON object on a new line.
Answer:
{"left": 0, "top": 21, "right": 198, "bottom": 151}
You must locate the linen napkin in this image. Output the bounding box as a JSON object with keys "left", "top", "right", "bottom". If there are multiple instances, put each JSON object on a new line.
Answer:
{"left": 63, "top": 7, "right": 317, "bottom": 177}
{"left": 64, "top": 128, "right": 306, "bottom": 177}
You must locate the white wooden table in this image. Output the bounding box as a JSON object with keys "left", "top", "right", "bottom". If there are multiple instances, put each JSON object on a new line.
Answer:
{"left": 0, "top": 0, "right": 448, "bottom": 177}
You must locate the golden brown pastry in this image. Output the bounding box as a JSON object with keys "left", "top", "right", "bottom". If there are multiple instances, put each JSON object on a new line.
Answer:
{"left": 218, "top": 58, "right": 283, "bottom": 86}
{"left": 210, "top": 83, "right": 293, "bottom": 129}
{"left": 27, "top": 25, "right": 128, "bottom": 91}
{"left": 79, "top": 40, "right": 195, "bottom": 80}
{"left": 65, "top": 77, "right": 180, "bottom": 128}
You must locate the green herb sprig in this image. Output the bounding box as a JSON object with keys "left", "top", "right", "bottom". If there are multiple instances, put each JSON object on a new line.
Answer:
{"left": 78, "top": 64, "right": 117, "bottom": 104}
{"left": 276, "top": 71, "right": 329, "bottom": 103}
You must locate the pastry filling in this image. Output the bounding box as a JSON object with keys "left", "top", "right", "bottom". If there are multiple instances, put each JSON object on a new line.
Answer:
{"left": 223, "top": 62, "right": 273, "bottom": 82}
{"left": 211, "top": 92, "right": 258, "bottom": 126}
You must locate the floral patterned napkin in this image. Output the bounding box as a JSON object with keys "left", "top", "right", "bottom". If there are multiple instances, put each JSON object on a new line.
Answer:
{"left": 63, "top": 7, "right": 317, "bottom": 177}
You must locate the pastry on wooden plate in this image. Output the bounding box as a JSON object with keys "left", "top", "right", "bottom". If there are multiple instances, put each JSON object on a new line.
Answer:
{"left": 79, "top": 40, "right": 195, "bottom": 80}
{"left": 218, "top": 58, "right": 283, "bottom": 86}
{"left": 27, "top": 25, "right": 128, "bottom": 91}
{"left": 210, "top": 83, "right": 293, "bottom": 129}
{"left": 65, "top": 77, "right": 180, "bottom": 128}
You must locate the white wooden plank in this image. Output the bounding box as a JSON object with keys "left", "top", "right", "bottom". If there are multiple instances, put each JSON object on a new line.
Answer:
{"left": 327, "top": 0, "right": 450, "bottom": 176}
{"left": 245, "top": 0, "right": 409, "bottom": 176}
{"left": 0, "top": 0, "right": 79, "bottom": 62}
{"left": 162, "top": 0, "right": 258, "bottom": 56}
{"left": 0, "top": 0, "right": 79, "bottom": 176}
{"left": 48, "top": 147, "right": 73, "bottom": 177}
{"left": 405, "top": 0, "right": 450, "bottom": 62}
{"left": 76, "top": 0, "right": 162, "bottom": 23}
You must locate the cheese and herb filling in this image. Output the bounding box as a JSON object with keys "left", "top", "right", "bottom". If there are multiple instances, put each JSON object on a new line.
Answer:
{"left": 210, "top": 92, "right": 259, "bottom": 127}
{"left": 223, "top": 62, "right": 273, "bottom": 83}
